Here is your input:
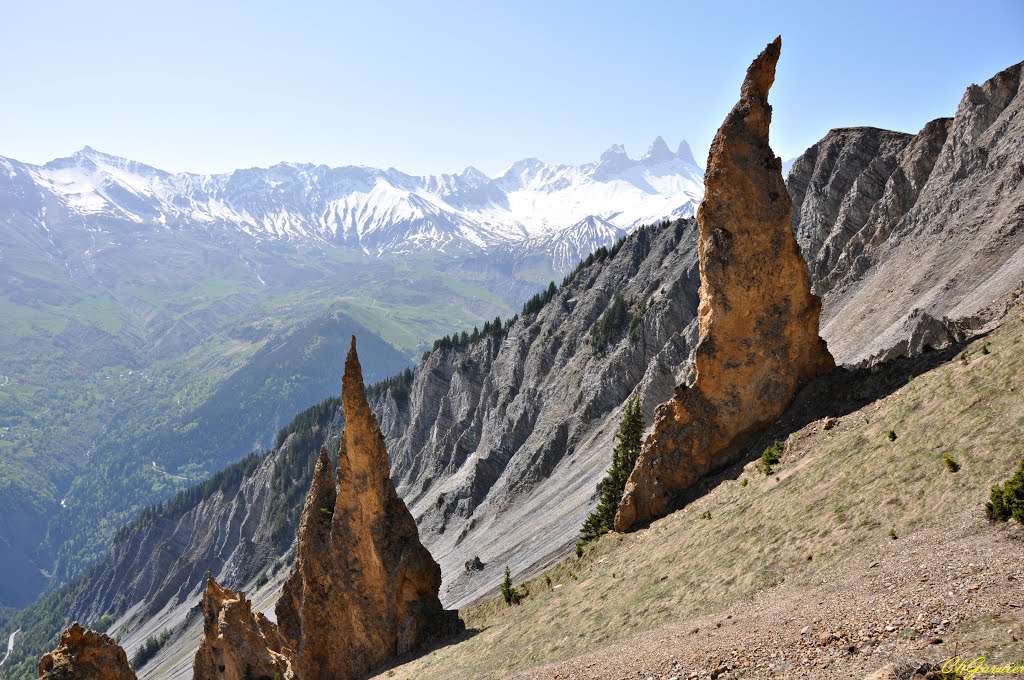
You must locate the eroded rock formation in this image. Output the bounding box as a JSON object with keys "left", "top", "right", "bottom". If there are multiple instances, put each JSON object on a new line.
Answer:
{"left": 193, "top": 575, "right": 294, "bottom": 680}
{"left": 790, "top": 59, "right": 1024, "bottom": 363}
{"left": 615, "top": 37, "right": 834, "bottom": 531}
{"left": 274, "top": 336, "right": 459, "bottom": 680}
{"left": 38, "top": 622, "right": 137, "bottom": 680}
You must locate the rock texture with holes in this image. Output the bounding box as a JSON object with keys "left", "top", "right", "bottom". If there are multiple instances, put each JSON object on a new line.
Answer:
{"left": 38, "top": 622, "right": 137, "bottom": 680}
{"left": 192, "top": 575, "right": 294, "bottom": 680}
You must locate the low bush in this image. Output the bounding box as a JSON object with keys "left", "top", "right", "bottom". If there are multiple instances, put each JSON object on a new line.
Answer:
{"left": 986, "top": 457, "right": 1024, "bottom": 523}
{"left": 760, "top": 440, "right": 783, "bottom": 475}
{"left": 943, "top": 453, "right": 961, "bottom": 473}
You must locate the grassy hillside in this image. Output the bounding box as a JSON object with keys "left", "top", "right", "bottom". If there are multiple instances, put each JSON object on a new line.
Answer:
{"left": 372, "top": 306, "right": 1024, "bottom": 679}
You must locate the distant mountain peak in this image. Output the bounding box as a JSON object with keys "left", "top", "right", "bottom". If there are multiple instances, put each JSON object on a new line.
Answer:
{"left": 599, "top": 143, "right": 629, "bottom": 161}
{"left": 71, "top": 146, "right": 122, "bottom": 163}
{"left": 596, "top": 144, "right": 634, "bottom": 176}
{"left": 676, "top": 140, "right": 697, "bottom": 167}
{"left": 641, "top": 136, "right": 675, "bottom": 165}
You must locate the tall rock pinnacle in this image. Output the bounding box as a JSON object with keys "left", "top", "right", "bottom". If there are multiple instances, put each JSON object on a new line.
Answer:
{"left": 38, "top": 623, "right": 137, "bottom": 680}
{"left": 615, "top": 37, "right": 834, "bottom": 531}
{"left": 275, "top": 336, "right": 459, "bottom": 680}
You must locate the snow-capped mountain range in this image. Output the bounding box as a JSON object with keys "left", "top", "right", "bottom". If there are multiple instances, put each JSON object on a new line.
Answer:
{"left": 1, "top": 136, "right": 703, "bottom": 270}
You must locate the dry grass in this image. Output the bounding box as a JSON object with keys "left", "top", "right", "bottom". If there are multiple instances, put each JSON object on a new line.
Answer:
{"left": 372, "top": 311, "right": 1024, "bottom": 680}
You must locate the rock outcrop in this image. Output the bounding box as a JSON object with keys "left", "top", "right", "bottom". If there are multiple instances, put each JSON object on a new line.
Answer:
{"left": 193, "top": 575, "right": 294, "bottom": 680}
{"left": 274, "top": 336, "right": 458, "bottom": 680}
{"left": 789, "top": 60, "right": 1024, "bottom": 363}
{"left": 38, "top": 622, "right": 137, "bottom": 680}
{"left": 615, "top": 37, "right": 834, "bottom": 531}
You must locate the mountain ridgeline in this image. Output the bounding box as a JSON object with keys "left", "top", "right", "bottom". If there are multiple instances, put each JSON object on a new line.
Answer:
{"left": 0, "top": 137, "right": 702, "bottom": 259}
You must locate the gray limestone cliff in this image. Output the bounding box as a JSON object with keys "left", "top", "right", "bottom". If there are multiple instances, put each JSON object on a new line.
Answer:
{"left": 789, "top": 61, "right": 1024, "bottom": 362}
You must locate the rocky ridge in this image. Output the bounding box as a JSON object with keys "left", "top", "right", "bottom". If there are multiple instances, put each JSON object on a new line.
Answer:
{"left": 789, "top": 60, "right": 1024, "bottom": 363}
{"left": 616, "top": 37, "right": 834, "bottom": 531}
{"left": 38, "top": 622, "right": 137, "bottom": 680}
{"left": 65, "top": 420, "right": 338, "bottom": 628}
{"left": 378, "top": 219, "right": 704, "bottom": 607}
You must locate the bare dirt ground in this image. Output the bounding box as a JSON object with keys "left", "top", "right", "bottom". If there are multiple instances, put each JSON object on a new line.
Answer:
{"left": 512, "top": 513, "right": 1023, "bottom": 679}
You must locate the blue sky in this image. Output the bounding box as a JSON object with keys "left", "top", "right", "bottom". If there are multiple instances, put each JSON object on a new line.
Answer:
{"left": 3, "top": 1, "right": 1022, "bottom": 175}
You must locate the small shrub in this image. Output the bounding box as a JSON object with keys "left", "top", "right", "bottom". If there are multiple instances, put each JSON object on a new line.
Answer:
{"left": 501, "top": 566, "right": 523, "bottom": 605}
{"left": 760, "top": 440, "right": 783, "bottom": 475}
{"left": 544, "top": 573, "right": 552, "bottom": 589}
{"left": 986, "top": 456, "right": 1024, "bottom": 523}
{"left": 255, "top": 572, "right": 269, "bottom": 588}
{"left": 700, "top": 509, "right": 712, "bottom": 520}
{"left": 960, "top": 351, "right": 969, "bottom": 364}
{"left": 888, "top": 527, "right": 898, "bottom": 540}
{"left": 92, "top": 613, "right": 115, "bottom": 632}
{"left": 575, "top": 542, "right": 584, "bottom": 558}
{"left": 435, "top": 493, "right": 446, "bottom": 509}
{"left": 943, "top": 454, "right": 961, "bottom": 473}
{"left": 887, "top": 430, "right": 897, "bottom": 442}
{"left": 741, "top": 478, "right": 749, "bottom": 487}
{"left": 981, "top": 342, "right": 991, "bottom": 355}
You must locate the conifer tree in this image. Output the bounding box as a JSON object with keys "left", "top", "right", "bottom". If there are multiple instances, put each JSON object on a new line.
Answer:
{"left": 501, "top": 565, "right": 521, "bottom": 605}
{"left": 579, "top": 397, "right": 645, "bottom": 544}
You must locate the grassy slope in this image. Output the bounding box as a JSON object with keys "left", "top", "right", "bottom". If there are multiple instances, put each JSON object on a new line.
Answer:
{"left": 373, "top": 308, "right": 1024, "bottom": 679}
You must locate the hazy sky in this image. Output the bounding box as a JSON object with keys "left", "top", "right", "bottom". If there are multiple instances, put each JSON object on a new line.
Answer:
{"left": 3, "top": 1, "right": 1022, "bottom": 176}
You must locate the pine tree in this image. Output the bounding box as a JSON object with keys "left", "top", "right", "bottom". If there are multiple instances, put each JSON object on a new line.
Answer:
{"left": 501, "top": 565, "right": 521, "bottom": 605}
{"left": 579, "top": 397, "right": 645, "bottom": 544}
{"left": 987, "top": 456, "right": 1024, "bottom": 523}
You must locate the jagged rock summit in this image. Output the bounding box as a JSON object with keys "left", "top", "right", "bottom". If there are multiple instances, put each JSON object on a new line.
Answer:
{"left": 190, "top": 337, "right": 456, "bottom": 680}
{"left": 274, "top": 336, "right": 459, "bottom": 680}
{"left": 616, "top": 37, "right": 834, "bottom": 531}
{"left": 193, "top": 574, "right": 295, "bottom": 680}
{"left": 38, "top": 622, "right": 137, "bottom": 680}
